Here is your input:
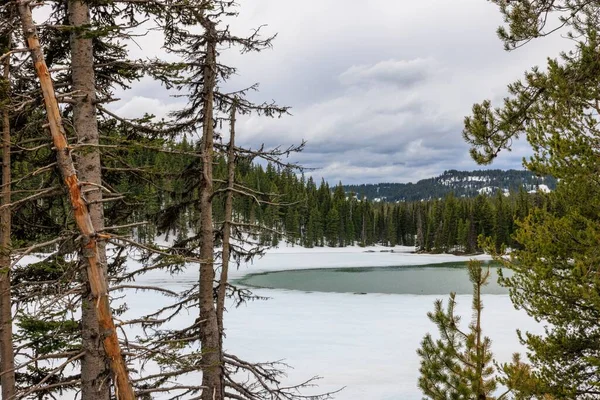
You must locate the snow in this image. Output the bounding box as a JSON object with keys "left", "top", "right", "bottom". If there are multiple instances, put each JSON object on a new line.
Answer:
{"left": 223, "top": 246, "right": 538, "bottom": 399}
{"left": 116, "top": 244, "right": 539, "bottom": 399}
{"left": 478, "top": 186, "right": 495, "bottom": 195}
{"left": 529, "top": 184, "right": 552, "bottom": 193}
{"left": 225, "top": 290, "right": 536, "bottom": 399}
{"left": 468, "top": 176, "right": 488, "bottom": 182}
{"left": 22, "top": 244, "right": 540, "bottom": 400}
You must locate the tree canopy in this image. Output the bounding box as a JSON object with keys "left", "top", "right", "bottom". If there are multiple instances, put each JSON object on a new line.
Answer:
{"left": 464, "top": 1, "right": 600, "bottom": 397}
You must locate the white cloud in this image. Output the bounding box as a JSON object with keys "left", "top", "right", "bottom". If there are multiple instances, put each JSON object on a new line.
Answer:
{"left": 113, "top": 96, "right": 185, "bottom": 121}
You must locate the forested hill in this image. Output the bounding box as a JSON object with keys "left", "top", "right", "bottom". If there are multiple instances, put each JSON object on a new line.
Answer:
{"left": 344, "top": 169, "right": 557, "bottom": 202}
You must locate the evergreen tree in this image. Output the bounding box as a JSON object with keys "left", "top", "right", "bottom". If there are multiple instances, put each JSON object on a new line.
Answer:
{"left": 492, "top": 190, "right": 510, "bottom": 252}
{"left": 325, "top": 206, "right": 340, "bottom": 247}
{"left": 473, "top": 195, "right": 493, "bottom": 239}
{"left": 417, "top": 261, "right": 497, "bottom": 399}
{"left": 416, "top": 207, "right": 426, "bottom": 252}
{"left": 463, "top": 2, "right": 600, "bottom": 396}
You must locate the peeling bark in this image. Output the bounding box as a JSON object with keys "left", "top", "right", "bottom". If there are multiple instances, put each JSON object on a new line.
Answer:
{"left": 17, "top": 2, "right": 135, "bottom": 399}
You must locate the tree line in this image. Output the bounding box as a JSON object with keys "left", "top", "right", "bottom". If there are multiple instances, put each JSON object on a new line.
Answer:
{"left": 118, "top": 140, "right": 546, "bottom": 254}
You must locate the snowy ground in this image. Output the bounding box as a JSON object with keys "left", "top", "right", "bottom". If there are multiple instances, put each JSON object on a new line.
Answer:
{"left": 221, "top": 245, "right": 540, "bottom": 399}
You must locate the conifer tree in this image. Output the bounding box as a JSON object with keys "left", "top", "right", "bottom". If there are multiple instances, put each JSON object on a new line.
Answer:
{"left": 463, "top": 1, "right": 600, "bottom": 396}
{"left": 16, "top": 2, "right": 135, "bottom": 397}
{"left": 156, "top": 1, "right": 335, "bottom": 399}
{"left": 417, "top": 260, "right": 497, "bottom": 399}
{"left": 325, "top": 206, "right": 340, "bottom": 247}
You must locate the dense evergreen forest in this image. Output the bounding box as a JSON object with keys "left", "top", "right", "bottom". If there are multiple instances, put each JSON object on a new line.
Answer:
{"left": 123, "top": 141, "right": 548, "bottom": 253}
{"left": 232, "top": 166, "right": 545, "bottom": 252}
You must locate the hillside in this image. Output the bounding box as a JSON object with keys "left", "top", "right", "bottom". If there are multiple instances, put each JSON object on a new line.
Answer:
{"left": 344, "top": 169, "right": 556, "bottom": 202}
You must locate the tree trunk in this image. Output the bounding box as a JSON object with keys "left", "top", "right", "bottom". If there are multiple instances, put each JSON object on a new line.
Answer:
{"left": 67, "top": 1, "right": 110, "bottom": 399}
{"left": 474, "top": 264, "right": 484, "bottom": 398}
{"left": 198, "top": 16, "right": 223, "bottom": 400}
{"left": 17, "top": 3, "right": 135, "bottom": 399}
{"left": 0, "top": 35, "right": 16, "bottom": 400}
{"left": 216, "top": 101, "right": 236, "bottom": 334}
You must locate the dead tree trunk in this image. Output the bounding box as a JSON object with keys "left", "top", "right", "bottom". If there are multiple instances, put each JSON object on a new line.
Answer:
{"left": 216, "top": 101, "right": 236, "bottom": 334}
{"left": 67, "top": 1, "right": 110, "bottom": 399}
{"left": 17, "top": 3, "right": 135, "bottom": 399}
{"left": 198, "top": 15, "right": 223, "bottom": 400}
{"left": 0, "top": 34, "right": 16, "bottom": 400}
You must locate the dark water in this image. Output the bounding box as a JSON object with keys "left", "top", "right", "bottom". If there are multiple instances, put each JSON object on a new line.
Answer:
{"left": 238, "top": 262, "right": 509, "bottom": 295}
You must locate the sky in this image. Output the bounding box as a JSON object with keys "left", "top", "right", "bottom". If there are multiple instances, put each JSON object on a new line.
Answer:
{"left": 113, "top": 0, "right": 568, "bottom": 184}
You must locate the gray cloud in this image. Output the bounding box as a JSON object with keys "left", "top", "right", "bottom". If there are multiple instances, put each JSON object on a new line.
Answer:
{"left": 338, "top": 58, "right": 434, "bottom": 88}
{"left": 105, "top": 0, "right": 566, "bottom": 184}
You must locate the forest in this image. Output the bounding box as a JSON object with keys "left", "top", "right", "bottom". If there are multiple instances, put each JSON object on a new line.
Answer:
{"left": 121, "top": 142, "right": 546, "bottom": 253}
{"left": 2, "top": 0, "right": 600, "bottom": 399}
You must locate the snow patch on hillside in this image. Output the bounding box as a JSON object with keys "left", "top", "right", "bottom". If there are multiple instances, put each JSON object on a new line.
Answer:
{"left": 530, "top": 184, "right": 551, "bottom": 193}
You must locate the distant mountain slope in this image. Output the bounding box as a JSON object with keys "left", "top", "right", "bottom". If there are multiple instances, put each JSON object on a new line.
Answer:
{"left": 344, "top": 169, "right": 557, "bottom": 202}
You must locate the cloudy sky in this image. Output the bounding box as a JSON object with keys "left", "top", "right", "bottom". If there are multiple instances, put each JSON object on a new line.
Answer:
{"left": 114, "top": 0, "right": 567, "bottom": 184}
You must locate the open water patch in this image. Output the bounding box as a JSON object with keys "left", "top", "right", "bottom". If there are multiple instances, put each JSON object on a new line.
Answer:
{"left": 237, "top": 261, "right": 508, "bottom": 295}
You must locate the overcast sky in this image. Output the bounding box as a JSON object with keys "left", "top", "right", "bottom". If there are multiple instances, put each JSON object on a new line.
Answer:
{"left": 114, "top": 0, "right": 567, "bottom": 184}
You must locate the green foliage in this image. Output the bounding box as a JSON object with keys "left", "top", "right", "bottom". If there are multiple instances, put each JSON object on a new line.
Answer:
{"left": 17, "top": 316, "right": 79, "bottom": 355}
{"left": 417, "top": 260, "right": 497, "bottom": 399}
{"left": 494, "top": 182, "right": 600, "bottom": 397}
{"left": 464, "top": 1, "right": 600, "bottom": 398}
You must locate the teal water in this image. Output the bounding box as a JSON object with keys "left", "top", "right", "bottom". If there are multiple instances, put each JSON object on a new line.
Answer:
{"left": 238, "top": 262, "right": 509, "bottom": 295}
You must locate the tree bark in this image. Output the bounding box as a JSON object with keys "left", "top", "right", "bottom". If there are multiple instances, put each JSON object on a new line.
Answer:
{"left": 198, "top": 16, "right": 223, "bottom": 400}
{"left": 67, "top": 1, "right": 110, "bottom": 399}
{"left": 0, "top": 34, "right": 16, "bottom": 400}
{"left": 17, "top": 3, "right": 135, "bottom": 399}
{"left": 216, "top": 101, "right": 236, "bottom": 334}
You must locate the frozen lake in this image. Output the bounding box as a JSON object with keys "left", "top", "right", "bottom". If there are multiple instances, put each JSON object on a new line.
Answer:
{"left": 219, "top": 247, "right": 541, "bottom": 400}
{"left": 120, "top": 245, "right": 541, "bottom": 400}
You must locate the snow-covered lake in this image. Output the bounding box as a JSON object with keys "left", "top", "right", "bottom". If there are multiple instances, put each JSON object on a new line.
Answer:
{"left": 205, "top": 246, "right": 540, "bottom": 399}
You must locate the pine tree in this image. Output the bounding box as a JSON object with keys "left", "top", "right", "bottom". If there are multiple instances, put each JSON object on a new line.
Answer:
{"left": 157, "top": 2, "right": 334, "bottom": 399}
{"left": 325, "top": 206, "right": 340, "bottom": 247}
{"left": 16, "top": 2, "right": 135, "bottom": 397}
{"left": 416, "top": 207, "right": 425, "bottom": 252}
{"left": 68, "top": 1, "right": 112, "bottom": 396}
{"left": 417, "top": 260, "right": 497, "bottom": 399}
{"left": 463, "top": 2, "right": 600, "bottom": 397}
{"left": 492, "top": 190, "right": 510, "bottom": 253}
